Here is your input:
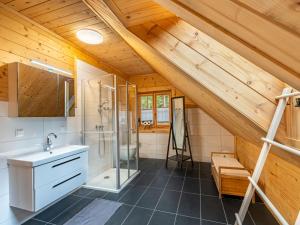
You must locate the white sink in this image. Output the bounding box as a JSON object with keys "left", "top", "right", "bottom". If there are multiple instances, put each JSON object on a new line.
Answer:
{"left": 7, "top": 145, "right": 89, "bottom": 167}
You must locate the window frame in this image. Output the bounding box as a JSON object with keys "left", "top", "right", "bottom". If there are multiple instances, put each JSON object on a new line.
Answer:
{"left": 138, "top": 91, "right": 171, "bottom": 130}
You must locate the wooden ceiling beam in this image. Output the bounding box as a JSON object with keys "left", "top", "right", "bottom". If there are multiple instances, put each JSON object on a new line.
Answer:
{"left": 83, "top": 0, "right": 277, "bottom": 145}
{"left": 154, "top": 0, "right": 300, "bottom": 90}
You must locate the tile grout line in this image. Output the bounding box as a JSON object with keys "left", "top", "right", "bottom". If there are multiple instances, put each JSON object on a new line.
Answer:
{"left": 173, "top": 165, "right": 188, "bottom": 225}
{"left": 145, "top": 166, "right": 175, "bottom": 225}
{"left": 119, "top": 164, "right": 166, "bottom": 225}
{"left": 221, "top": 197, "right": 229, "bottom": 225}
{"left": 199, "top": 162, "right": 202, "bottom": 223}
{"left": 248, "top": 211, "right": 257, "bottom": 225}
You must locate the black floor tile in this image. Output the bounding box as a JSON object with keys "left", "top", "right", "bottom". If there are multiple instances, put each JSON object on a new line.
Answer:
{"left": 150, "top": 175, "right": 169, "bottom": 189}
{"left": 157, "top": 190, "right": 181, "bottom": 213}
{"left": 186, "top": 168, "right": 200, "bottom": 179}
{"left": 72, "top": 187, "right": 93, "bottom": 197}
{"left": 201, "top": 195, "right": 227, "bottom": 223}
{"left": 122, "top": 207, "right": 153, "bottom": 225}
{"left": 178, "top": 192, "right": 200, "bottom": 218}
{"left": 86, "top": 190, "right": 107, "bottom": 199}
{"left": 249, "top": 203, "right": 279, "bottom": 225}
{"left": 201, "top": 179, "right": 219, "bottom": 196}
{"left": 34, "top": 195, "right": 81, "bottom": 222}
{"left": 166, "top": 176, "right": 184, "bottom": 191}
{"left": 105, "top": 204, "right": 133, "bottom": 225}
{"left": 222, "top": 197, "right": 254, "bottom": 225}
{"left": 183, "top": 178, "right": 200, "bottom": 194}
{"left": 120, "top": 186, "right": 146, "bottom": 205}
{"left": 136, "top": 188, "right": 162, "bottom": 209}
{"left": 175, "top": 215, "right": 200, "bottom": 225}
{"left": 50, "top": 198, "right": 93, "bottom": 225}
{"left": 148, "top": 211, "right": 175, "bottom": 225}
{"left": 22, "top": 219, "right": 46, "bottom": 225}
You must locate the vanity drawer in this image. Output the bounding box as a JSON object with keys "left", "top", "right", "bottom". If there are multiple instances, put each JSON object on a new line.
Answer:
{"left": 35, "top": 169, "right": 87, "bottom": 211}
{"left": 34, "top": 151, "right": 88, "bottom": 189}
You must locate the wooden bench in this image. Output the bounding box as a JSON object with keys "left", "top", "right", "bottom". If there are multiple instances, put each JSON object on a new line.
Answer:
{"left": 211, "top": 152, "right": 252, "bottom": 199}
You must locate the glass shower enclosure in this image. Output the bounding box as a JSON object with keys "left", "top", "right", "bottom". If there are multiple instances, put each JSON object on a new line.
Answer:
{"left": 81, "top": 74, "right": 139, "bottom": 192}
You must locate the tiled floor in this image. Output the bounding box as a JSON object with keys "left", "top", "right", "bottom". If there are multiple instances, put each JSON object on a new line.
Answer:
{"left": 24, "top": 158, "right": 279, "bottom": 225}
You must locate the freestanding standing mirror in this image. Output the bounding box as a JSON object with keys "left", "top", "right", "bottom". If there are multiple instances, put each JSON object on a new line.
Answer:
{"left": 166, "top": 96, "right": 193, "bottom": 169}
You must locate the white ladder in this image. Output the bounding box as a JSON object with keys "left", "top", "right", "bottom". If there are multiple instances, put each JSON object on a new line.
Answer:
{"left": 234, "top": 87, "right": 300, "bottom": 225}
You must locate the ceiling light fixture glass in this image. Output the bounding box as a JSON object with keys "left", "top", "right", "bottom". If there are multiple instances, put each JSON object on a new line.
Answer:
{"left": 76, "top": 29, "right": 103, "bottom": 45}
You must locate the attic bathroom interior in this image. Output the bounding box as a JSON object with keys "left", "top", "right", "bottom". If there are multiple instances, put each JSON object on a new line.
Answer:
{"left": 0, "top": 1, "right": 299, "bottom": 225}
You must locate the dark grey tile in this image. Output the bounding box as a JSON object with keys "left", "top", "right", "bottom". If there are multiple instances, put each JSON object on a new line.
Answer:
{"left": 158, "top": 167, "right": 175, "bottom": 176}
{"left": 34, "top": 195, "right": 81, "bottom": 222}
{"left": 71, "top": 187, "right": 93, "bottom": 197}
{"left": 137, "top": 188, "right": 162, "bottom": 209}
{"left": 222, "top": 198, "right": 254, "bottom": 225}
{"left": 201, "top": 179, "right": 219, "bottom": 196}
{"left": 120, "top": 186, "right": 146, "bottom": 205}
{"left": 104, "top": 185, "right": 133, "bottom": 201}
{"left": 249, "top": 203, "right": 279, "bottom": 225}
{"left": 201, "top": 220, "right": 224, "bottom": 225}
{"left": 200, "top": 163, "right": 212, "bottom": 179}
{"left": 186, "top": 168, "right": 200, "bottom": 179}
{"left": 86, "top": 190, "right": 107, "bottom": 199}
{"left": 22, "top": 219, "right": 46, "bottom": 225}
{"left": 150, "top": 175, "right": 169, "bottom": 189}
{"left": 201, "top": 195, "right": 226, "bottom": 223}
{"left": 134, "top": 174, "right": 156, "bottom": 187}
{"left": 175, "top": 215, "right": 200, "bottom": 225}
{"left": 122, "top": 207, "right": 153, "bottom": 225}
{"left": 105, "top": 204, "right": 133, "bottom": 225}
{"left": 157, "top": 190, "right": 181, "bottom": 213}
{"left": 172, "top": 168, "right": 187, "bottom": 177}
{"left": 50, "top": 198, "right": 93, "bottom": 225}
{"left": 166, "top": 177, "right": 184, "bottom": 191}
{"left": 148, "top": 211, "right": 175, "bottom": 225}
{"left": 183, "top": 178, "right": 200, "bottom": 194}
{"left": 178, "top": 193, "right": 200, "bottom": 218}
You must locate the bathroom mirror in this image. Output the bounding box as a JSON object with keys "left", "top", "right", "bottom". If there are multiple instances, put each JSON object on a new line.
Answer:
{"left": 8, "top": 62, "right": 75, "bottom": 117}
{"left": 171, "top": 96, "right": 185, "bottom": 150}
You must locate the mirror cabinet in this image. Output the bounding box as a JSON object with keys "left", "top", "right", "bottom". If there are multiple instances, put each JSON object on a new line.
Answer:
{"left": 8, "top": 62, "right": 75, "bottom": 117}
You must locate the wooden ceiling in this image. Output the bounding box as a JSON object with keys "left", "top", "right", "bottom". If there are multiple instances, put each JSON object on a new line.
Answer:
{"left": 0, "top": 0, "right": 173, "bottom": 76}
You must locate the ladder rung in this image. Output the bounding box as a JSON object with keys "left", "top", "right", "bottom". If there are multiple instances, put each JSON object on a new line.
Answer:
{"left": 235, "top": 213, "right": 243, "bottom": 225}
{"left": 275, "top": 91, "right": 300, "bottom": 99}
{"left": 261, "top": 138, "right": 300, "bottom": 157}
{"left": 248, "top": 177, "right": 289, "bottom": 225}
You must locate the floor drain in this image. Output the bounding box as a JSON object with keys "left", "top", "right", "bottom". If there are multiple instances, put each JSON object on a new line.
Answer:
{"left": 104, "top": 176, "right": 110, "bottom": 179}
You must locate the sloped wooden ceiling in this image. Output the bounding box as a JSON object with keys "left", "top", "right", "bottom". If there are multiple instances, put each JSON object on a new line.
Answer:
{"left": 153, "top": 0, "right": 300, "bottom": 90}
{"left": 0, "top": 0, "right": 159, "bottom": 75}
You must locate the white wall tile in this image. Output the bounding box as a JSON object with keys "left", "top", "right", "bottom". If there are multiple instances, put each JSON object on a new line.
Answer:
{"left": 0, "top": 101, "right": 8, "bottom": 117}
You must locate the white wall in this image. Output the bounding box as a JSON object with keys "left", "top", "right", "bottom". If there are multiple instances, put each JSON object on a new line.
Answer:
{"left": 0, "top": 60, "right": 108, "bottom": 225}
{"left": 139, "top": 108, "right": 235, "bottom": 162}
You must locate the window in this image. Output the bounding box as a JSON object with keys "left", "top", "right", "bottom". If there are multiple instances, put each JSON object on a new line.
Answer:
{"left": 139, "top": 91, "right": 171, "bottom": 130}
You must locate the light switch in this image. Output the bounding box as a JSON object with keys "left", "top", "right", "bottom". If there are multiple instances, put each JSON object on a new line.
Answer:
{"left": 15, "top": 128, "right": 24, "bottom": 137}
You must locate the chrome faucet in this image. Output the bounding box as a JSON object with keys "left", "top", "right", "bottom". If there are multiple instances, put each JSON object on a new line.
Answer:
{"left": 44, "top": 133, "right": 57, "bottom": 151}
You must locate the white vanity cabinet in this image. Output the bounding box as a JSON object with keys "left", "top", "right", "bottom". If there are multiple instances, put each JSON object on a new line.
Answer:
{"left": 8, "top": 146, "right": 88, "bottom": 212}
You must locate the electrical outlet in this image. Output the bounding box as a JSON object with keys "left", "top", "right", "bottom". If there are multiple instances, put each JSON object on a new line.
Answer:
{"left": 15, "top": 128, "right": 24, "bottom": 137}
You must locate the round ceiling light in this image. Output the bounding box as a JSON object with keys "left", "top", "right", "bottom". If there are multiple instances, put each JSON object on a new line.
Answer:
{"left": 76, "top": 29, "right": 103, "bottom": 45}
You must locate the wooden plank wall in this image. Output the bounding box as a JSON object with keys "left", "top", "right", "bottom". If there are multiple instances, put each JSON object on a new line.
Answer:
{"left": 236, "top": 137, "right": 300, "bottom": 224}
{"left": 0, "top": 3, "right": 122, "bottom": 102}
{"left": 129, "top": 73, "right": 197, "bottom": 108}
